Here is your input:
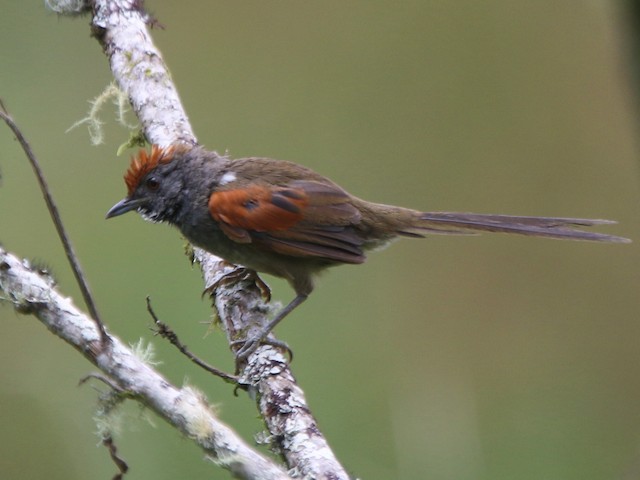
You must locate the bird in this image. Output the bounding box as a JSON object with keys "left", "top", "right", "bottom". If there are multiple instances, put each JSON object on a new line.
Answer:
{"left": 107, "top": 144, "right": 629, "bottom": 360}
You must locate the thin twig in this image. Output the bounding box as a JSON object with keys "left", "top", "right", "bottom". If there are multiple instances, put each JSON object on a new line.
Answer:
{"left": 79, "top": 372, "right": 126, "bottom": 393}
{"left": 146, "top": 297, "right": 240, "bottom": 385}
{"left": 0, "top": 103, "right": 110, "bottom": 346}
{"left": 103, "top": 435, "right": 129, "bottom": 480}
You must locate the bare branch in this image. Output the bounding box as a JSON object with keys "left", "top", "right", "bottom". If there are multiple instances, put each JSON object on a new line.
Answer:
{"left": 146, "top": 295, "right": 240, "bottom": 385}
{"left": 0, "top": 106, "right": 109, "bottom": 346}
{"left": 102, "top": 435, "right": 129, "bottom": 480}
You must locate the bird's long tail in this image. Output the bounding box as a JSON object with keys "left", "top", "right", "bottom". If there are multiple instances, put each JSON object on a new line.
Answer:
{"left": 399, "top": 212, "right": 630, "bottom": 243}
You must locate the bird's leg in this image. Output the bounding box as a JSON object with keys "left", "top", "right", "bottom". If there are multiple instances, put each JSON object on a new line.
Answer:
{"left": 234, "top": 293, "right": 308, "bottom": 364}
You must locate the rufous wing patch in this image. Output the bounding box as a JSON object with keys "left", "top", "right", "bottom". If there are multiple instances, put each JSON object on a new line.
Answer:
{"left": 209, "top": 180, "right": 366, "bottom": 263}
{"left": 208, "top": 185, "right": 308, "bottom": 233}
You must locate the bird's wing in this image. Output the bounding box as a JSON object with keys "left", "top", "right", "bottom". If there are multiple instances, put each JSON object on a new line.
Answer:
{"left": 208, "top": 180, "right": 366, "bottom": 263}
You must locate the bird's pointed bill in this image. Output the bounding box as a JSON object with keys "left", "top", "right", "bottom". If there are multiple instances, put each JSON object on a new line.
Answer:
{"left": 106, "top": 197, "right": 146, "bottom": 218}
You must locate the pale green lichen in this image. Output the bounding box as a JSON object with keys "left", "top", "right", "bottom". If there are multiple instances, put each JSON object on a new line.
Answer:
{"left": 44, "top": 0, "right": 89, "bottom": 16}
{"left": 116, "top": 130, "right": 147, "bottom": 156}
{"left": 130, "top": 338, "right": 161, "bottom": 366}
{"left": 179, "top": 386, "right": 220, "bottom": 441}
{"left": 92, "top": 389, "right": 155, "bottom": 443}
{"left": 67, "top": 82, "right": 138, "bottom": 145}
{"left": 93, "top": 392, "right": 126, "bottom": 440}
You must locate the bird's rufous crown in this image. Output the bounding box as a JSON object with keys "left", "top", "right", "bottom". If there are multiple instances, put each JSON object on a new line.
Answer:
{"left": 124, "top": 145, "right": 177, "bottom": 195}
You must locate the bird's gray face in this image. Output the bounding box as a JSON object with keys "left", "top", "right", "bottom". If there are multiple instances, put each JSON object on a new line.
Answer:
{"left": 106, "top": 164, "right": 185, "bottom": 224}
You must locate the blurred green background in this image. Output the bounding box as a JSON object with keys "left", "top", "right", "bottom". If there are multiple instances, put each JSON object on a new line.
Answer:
{"left": 1, "top": 1, "right": 639, "bottom": 479}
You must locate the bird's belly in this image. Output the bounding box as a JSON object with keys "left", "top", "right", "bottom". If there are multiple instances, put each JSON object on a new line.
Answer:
{"left": 181, "top": 221, "right": 246, "bottom": 263}
{"left": 179, "top": 220, "right": 333, "bottom": 290}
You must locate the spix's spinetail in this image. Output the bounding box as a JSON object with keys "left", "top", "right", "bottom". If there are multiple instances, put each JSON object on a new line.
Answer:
{"left": 107, "top": 145, "right": 629, "bottom": 360}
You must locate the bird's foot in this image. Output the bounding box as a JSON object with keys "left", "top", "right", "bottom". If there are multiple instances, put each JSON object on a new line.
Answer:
{"left": 203, "top": 265, "right": 271, "bottom": 302}
{"left": 232, "top": 333, "right": 293, "bottom": 371}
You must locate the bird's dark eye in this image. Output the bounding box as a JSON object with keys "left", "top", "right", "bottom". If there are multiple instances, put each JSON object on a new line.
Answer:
{"left": 145, "top": 176, "right": 160, "bottom": 191}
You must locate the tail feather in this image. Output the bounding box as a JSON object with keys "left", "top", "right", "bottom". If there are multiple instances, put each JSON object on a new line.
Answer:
{"left": 402, "top": 212, "right": 630, "bottom": 243}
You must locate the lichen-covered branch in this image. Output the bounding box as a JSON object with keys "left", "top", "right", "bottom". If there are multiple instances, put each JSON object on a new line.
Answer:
{"left": 0, "top": 247, "right": 291, "bottom": 480}
{"left": 91, "top": 0, "right": 196, "bottom": 148}
{"left": 196, "top": 251, "right": 350, "bottom": 480}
